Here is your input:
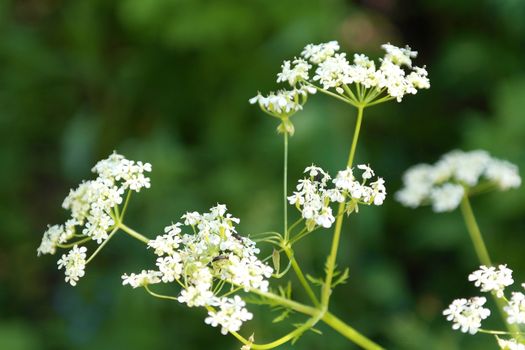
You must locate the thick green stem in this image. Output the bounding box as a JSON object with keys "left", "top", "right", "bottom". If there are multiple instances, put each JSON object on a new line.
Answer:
{"left": 459, "top": 195, "right": 491, "bottom": 266}
{"left": 118, "top": 223, "right": 150, "bottom": 243}
{"left": 322, "top": 106, "right": 364, "bottom": 306}
{"left": 459, "top": 195, "right": 520, "bottom": 335}
{"left": 283, "top": 132, "right": 289, "bottom": 241}
{"left": 322, "top": 312, "right": 384, "bottom": 350}
{"left": 347, "top": 106, "right": 364, "bottom": 167}
{"left": 284, "top": 247, "right": 320, "bottom": 306}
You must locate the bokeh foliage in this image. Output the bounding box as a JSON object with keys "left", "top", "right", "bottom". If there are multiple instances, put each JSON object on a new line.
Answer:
{"left": 1, "top": 0, "right": 525, "bottom": 349}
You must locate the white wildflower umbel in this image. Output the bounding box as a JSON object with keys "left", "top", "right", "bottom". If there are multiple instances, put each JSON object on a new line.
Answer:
{"left": 289, "top": 164, "right": 386, "bottom": 231}
{"left": 468, "top": 265, "right": 514, "bottom": 298}
{"left": 300, "top": 41, "right": 429, "bottom": 103}
{"left": 38, "top": 152, "right": 153, "bottom": 286}
{"left": 122, "top": 204, "right": 272, "bottom": 336}
{"left": 251, "top": 41, "right": 429, "bottom": 136}
{"left": 249, "top": 86, "right": 316, "bottom": 136}
{"left": 443, "top": 297, "right": 490, "bottom": 334}
{"left": 396, "top": 150, "right": 521, "bottom": 212}
{"left": 504, "top": 292, "right": 525, "bottom": 325}
{"left": 443, "top": 264, "right": 525, "bottom": 344}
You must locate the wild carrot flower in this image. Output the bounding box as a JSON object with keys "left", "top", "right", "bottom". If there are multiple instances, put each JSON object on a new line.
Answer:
{"left": 468, "top": 265, "right": 514, "bottom": 298}
{"left": 289, "top": 164, "right": 386, "bottom": 231}
{"left": 38, "top": 152, "right": 152, "bottom": 286}
{"left": 122, "top": 204, "right": 272, "bottom": 335}
{"left": 443, "top": 297, "right": 490, "bottom": 334}
{"left": 396, "top": 150, "right": 521, "bottom": 212}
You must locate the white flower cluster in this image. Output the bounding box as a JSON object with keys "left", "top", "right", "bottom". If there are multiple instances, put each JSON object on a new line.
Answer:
{"left": 38, "top": 152, "right": 152, "bottom": 286}
{"left": 56, "top": 245, "right": 87, "bottom": 286}
{"left": 205, "top": 295, "right": 253, "bottom": 335}
{"left": 396, "top": 150, "right": 521, "bottom": 212}
{"left": 468, "top": 265, "right": 514, "bottom": 298}
{"left": 444, "top": 265, "right": 525, "bottom": 347}
{"left": 498, "top": 338, "right": 525, "bottom": 350}
{"left": 442, "top": 297, "right": 490, "bottom": 334}
{"left": 249, "top": 86, "right": 316, "bottom": 117}
{"left": 122, "top": 204, "right": 273, "bottom": 335}
{"left": 505, "top": 291, "right": 525, "bottom": 324}
{"left": 279, "top": 41, "right": 429, "bottom": 102}
{"left": 288, "top": 164, "right": 386, "bottom": 231}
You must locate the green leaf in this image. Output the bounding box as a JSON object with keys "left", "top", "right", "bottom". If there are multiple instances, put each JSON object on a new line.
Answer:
{"left": 306, "top": 274, "right": 324, "bottom": 286}
{"left": 272, "top": 308, "right": 291, "bottom": 323}
{"left": 331, "top": 267, "right": 350, "bottom": 288}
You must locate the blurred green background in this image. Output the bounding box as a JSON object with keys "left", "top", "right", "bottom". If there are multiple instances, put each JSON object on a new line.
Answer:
{"left": 1, "top": 0, "right": 525, "bottom": 349}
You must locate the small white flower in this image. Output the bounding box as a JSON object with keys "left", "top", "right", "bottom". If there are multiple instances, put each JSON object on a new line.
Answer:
{"left": 358, "top": 164, "right": 375, "bottom": 180}
{"left": 57, "top": 245, "right": 88, "bottom": 286}
{"left": 177, "top": 286, "right": 215, "bottom": 307}
{"left": 148, "top": 224, "right": 183, "bottom": 256}
{"left": 485, "top": 159, "right": 522, "bottom": 190}
{"left": 205, "top": 295, "right": 253, "bottom": 335}
{"left": 277, "top": 58, "right": 311, "bottom": 86}
{"left": 333, "top": 167, "right": 356, "bottom": 191}
{"left": 38, "top": 224, "right": 67, "bottom": 256}
{"left": 443, "top": 297, "right": 490, "bottom": 334}
{"left": 381, "top": 43, "right": 418, "bottom": 67}
{"left": 429, "top": 183, "right": 464, "bottom": 212}
{"left": 156, "top": 255, "right": 183, "bottom": 283}
{"left": 316, "top": 206, "right": 335, "bottom": 228}
{"left": 497, "top": 337, "right": 525, "bottom": 350}
{"left": 249, "top": 88, "right": 312, "bottom": 116}
{"left": 121, "top": 270, "right": 162, "bottom": 288}
{"left": 504, "top": 292, "right": 525, "bottom": 324}
{"left": 313, "top": 53, "right": 352, "bottom": 93}
{"left": 468, "top": 265, "right": 514, "bottom": 298}
{"left": 182, "top": 211, "right": 201, "bottom": 226}
{"left": 301, "top": 41, "right": 340, "bottom": 64}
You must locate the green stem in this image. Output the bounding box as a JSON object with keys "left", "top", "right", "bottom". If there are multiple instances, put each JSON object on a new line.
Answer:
{"left": 283, "top": 132, "right": 289, "bottom": 241}
{"left": 347, "top": 106, "right": 364, "bottom": 167}
{"left": 322, "top": 312, "right": 384, "bottom": 350}
{"left": 144, "top": 285, "right": 179, "bottom": 301}
{"left": 478, "top": 329, "right": 525, "bottom": 336}
{"left": 57, "top": 236, "right": 91, "bottom": 248}
{"left": 120, "top": 190, "right": 132, "bottom": 221}
{"left": 306, "top": 82, "right": 358, "bottom": 107}
{"left": 231, "top": 312, "right": 323, "bottom": 350}
{"left": 86, "top": 227, "right": 119, "bottom": 264}
{"left": 284, "top": 247, "right": 320, "bottom": 306}
{"left": 118, "top": 223, "right": 150, "bottom": 243}
{"left": 252, "top": 288, "right": 318, "bottom": 317}
{"left": 459, "top": 195, "right": 491, "bottom": 266}
{"left": 459, "top": 195, "right": 520, "bottom": 336}
{"left": 287, "top": 218, "right": 304, "bottom": 236}
{"left": 322, "top": 105, "right": 364, "bottom": 306}
{"left": 366, "top": 95, "right": 394, "bottom": 107}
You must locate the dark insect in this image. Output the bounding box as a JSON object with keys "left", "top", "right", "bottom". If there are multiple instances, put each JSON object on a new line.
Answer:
{"left": 232, "top": 233, "right": 244, "bottom": 242}
{"left": 212, "top": 254, "right": 229, "bottom": 263}
{"left": 313, "top": 173, "right": 325, "bottom": 183}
